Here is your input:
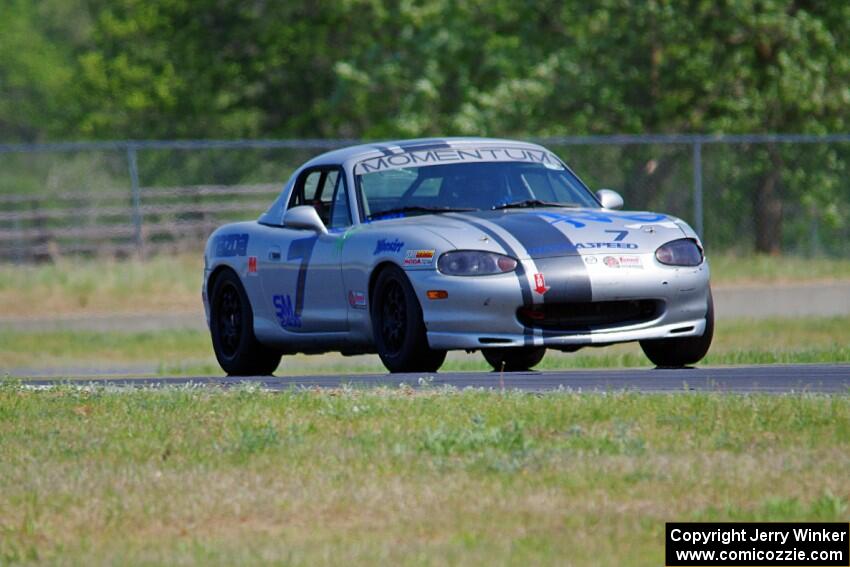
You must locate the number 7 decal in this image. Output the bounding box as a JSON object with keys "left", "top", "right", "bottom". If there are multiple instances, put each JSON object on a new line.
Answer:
{"left": 605, "top": 230, "right": 628, "bottom": 242}
{"left": 287, "top": 236, "right": 319, "bottom": 320}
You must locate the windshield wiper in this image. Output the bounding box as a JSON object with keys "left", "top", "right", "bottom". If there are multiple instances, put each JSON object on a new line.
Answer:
{"left": 368, "top": 205, "right": 476, "bottom": 220}
{"left": 493, "top": 199, "right": 581, "bottom": 210}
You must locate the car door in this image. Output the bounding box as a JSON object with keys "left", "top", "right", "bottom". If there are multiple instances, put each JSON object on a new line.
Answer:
{"left": 260, "top": 166, "right": 352, "bottom": 334}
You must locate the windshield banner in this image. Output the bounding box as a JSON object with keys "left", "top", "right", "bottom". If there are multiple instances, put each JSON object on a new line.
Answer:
{"left": 354, "top": 147, "right": 564, "bottom": 175}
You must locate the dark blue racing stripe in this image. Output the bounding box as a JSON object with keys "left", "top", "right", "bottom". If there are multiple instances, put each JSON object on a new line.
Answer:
{"left": 532, "top": 256, "right": 592, "bottom": 305}
{"left": 396, "top": 141, "right": 452, "bottom": 152}
{"left": 287, "top": 235, "right": 319, "bottom": 318}
{"left": 486, "top": 214, "right": 577, "bottom": 258}
{"left": 447, "top": 213, "right": 534, "bottom": 347}
{"left": 466, "top": 212, "right": 593, "bottom": 305}
{"left": 372, "top": 144, "right": 396, "bottom": 157}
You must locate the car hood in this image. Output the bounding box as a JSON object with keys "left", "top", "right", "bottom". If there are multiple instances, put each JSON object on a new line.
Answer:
{"left": 376, "top": 208, "right": 689, "bottom": 259}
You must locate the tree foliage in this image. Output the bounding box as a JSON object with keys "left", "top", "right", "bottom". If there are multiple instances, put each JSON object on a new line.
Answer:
{"left": 1, "top": 0, "right": 848, "bottom": 254}
{"left": 2, "top": 0, "right": 849, "bottom": 141}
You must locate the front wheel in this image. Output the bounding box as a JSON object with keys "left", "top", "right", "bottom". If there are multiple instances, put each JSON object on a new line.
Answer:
{"left": 482, "top": 347, "right": 546, "bottom": 372}
{"left": 371, "top": 266, "right": 447, "bottom": 373}
{"left": 210, "top": 269, "right": 281, "bottom": 376}
{"left": 639, "top": 289, "right": 714, "bottom": 368}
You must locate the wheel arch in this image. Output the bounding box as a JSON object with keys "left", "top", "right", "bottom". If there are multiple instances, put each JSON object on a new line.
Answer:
{"left": 207, "top": 264, "right": 239, "bottom": 306}
{"left": 368, "top": 261, "right": 402, "bottom": 309}
{"left": 367, "top": 260, "right": 446, "bottom": 372}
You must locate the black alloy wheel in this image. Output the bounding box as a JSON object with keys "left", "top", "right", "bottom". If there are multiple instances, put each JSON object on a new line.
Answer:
{"left": 639, "top": 288, "right": 714, "bottom": 368}
{"left": 210, "top": 269, "right": 281, "bottom": 376}
{"left": 482, "top": 346, "right": 547, "bottom": 372}
{"left": 371, "top": 266, "right": 447, "bottom": 373}
{"left": 216, "top": 282, "right": 242, "bottom": 358}
{"left": 380, "top": 279, "right": 407, "bottom": 355}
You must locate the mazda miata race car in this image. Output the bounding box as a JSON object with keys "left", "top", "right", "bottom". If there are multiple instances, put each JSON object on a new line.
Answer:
{"left": 203, "top": 137, "right": 713, "bottom": 375}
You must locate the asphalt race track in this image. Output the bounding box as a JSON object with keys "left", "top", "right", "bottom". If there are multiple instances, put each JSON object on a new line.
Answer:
{"left": 21, "top": 364, "right": 850, "bottom": 393}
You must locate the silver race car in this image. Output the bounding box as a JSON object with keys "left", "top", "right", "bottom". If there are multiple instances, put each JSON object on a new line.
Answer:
{"left": 203, "top": 137, "right": 713, "bottom": 375}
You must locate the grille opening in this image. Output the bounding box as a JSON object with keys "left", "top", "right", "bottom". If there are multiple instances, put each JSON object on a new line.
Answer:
{"left": 518, "top": 300, "right": 663, "bottom": 331}
{"left": 670, "top": 326, "right": 694, "bottom": 334}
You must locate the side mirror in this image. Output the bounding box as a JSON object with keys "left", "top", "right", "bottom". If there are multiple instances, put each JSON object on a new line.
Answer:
{"left": 596, "top": 189, "right": 624, "bottom": 210}
{"left": 283, "top": 205, "right": 328, "bottom": 234}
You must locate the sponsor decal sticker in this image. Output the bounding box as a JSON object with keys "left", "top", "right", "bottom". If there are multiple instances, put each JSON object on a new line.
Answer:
{"left": 214, "top": 233, "right": 249, "bottom": 257}
{"left": 403, "top": 249, "right": 436, "bottom": 265}
{"left": 247, "top": 256, "right": 258, "bottom": 274}
{"left": 618, "top": 256, "right": 643, "bottom": 268}
{"left": 575, "top": 242, "right": 638, "bottom": 250}
{"left": 604, "top": 229, "right": 629, "bottom": 241}
{"left": 533, "top": 273, "right": 550, "bottom": 295}
{"left": 348, "top": 290, "right": 367, "bottom": 309}
{"left": 584, "top": 256, "right": 598, "bottom": 264}
{"left": 355, "top": 147, "right": 562, "bottom": 174}
{"left": 373, "top": 238, "right": 405, "bottom": 255}
{"left": 273, "top": 294, "right": 302, "bottom": 329}
{"left": 286, "top": 236, "right": 318, "bottom": 327}
{"left": 603, "top": 256, "right": 643, "bottom": 269}
{"left": 537, "top": 211, "right": 668, "bottom": 229}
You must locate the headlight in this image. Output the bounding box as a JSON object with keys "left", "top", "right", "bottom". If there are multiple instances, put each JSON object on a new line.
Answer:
{"left": 437, "top": 250, "right": 518, "bottom": 276}
{"left": 655, "top": 238, "right": 703, "bottom": 266}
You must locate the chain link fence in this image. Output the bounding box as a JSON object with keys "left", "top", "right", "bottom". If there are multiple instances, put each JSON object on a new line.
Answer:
{"left": 0, "top": 135, "right": 848, "bottom": 262}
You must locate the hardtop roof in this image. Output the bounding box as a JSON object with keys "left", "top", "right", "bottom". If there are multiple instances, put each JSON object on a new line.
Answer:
{"left": 302, "top": 137, "right": 551, "bottom": 169}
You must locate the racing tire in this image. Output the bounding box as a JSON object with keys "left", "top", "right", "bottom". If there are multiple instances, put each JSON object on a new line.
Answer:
{"left": 639, "top": 289, "right": 714, "bottom": 368}
{"left": 210, "top": 269, "right": 281, "bottom": 376}
{"left": 371, "top": 265, "right": 447, "bottom": 373}
{"left": 482, "top": 347, "right": 546, "bottom": 372}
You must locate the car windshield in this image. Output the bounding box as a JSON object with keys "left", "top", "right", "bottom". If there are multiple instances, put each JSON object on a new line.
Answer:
{"left": 356, "top": 160, "right": 599, "bottom": 220}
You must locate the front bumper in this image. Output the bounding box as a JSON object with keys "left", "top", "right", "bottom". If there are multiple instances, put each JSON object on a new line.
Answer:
{"left": 427, "top": 317, "right": 708, "bottom": 349}
{"left": 407, "top": 253, "right": 711, "bottom": 351}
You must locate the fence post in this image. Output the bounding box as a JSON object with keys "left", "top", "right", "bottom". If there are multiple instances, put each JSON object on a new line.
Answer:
{"left": 127, "top": 145, "right": 143, "bottom": 255}
{"left": 692, "top": 140, "right": 704, "bottom": 239}
{"left": 13, "top": 211, "right": 23, "bottom": 264}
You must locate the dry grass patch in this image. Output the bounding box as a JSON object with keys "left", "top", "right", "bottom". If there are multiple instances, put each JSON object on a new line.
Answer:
{"left": 1, "top": 252, "right": 848, "bottom": 319}
{"left": 2, "top": 316, "right": 848, "bottom": 373}
{"left": 0, "top": 386, "right": 847, "bottom": 565}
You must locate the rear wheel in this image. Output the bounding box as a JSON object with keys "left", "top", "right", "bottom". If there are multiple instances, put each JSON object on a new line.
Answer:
{"left": 639, "top": 289, "right": 714, "bottom": 368}
{"left": 372, "top": 266, "right": 447, "bottom": 373}
{"left": 210, "top": 269, "right": 281, "bottom": 376}
{"left": 482, "top": 347, "right": 546, "bottom": 372}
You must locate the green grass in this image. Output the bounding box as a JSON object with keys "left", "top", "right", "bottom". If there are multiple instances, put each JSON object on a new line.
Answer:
{"left": 0, "top": 255, "right": 201, "bottom": 318}
{"left": 709, "top": 252, "right": 850, "bottom": 284}
{"left": 2, "top": 316, "right": 848, "bottom": 375}
{"left": 0, "top": 253, "right": 848, "bottom": 319}
{"left": 0, "top": 386, "right": 847, "bottom": 565}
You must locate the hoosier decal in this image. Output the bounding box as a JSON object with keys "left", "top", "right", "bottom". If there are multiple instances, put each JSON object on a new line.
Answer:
{"left": 373, "top": 238, "right": 404, "bottom": 255}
